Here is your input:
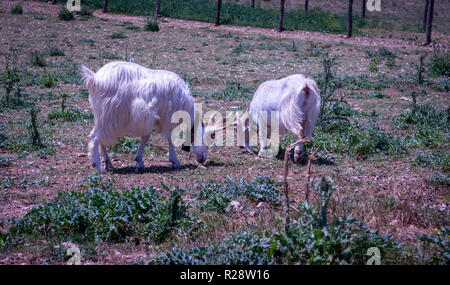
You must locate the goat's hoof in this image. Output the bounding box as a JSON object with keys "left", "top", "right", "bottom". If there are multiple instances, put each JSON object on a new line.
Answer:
{"left": 171, "top": 161, "right": 181, "bottom": 168}
{"left": 105, "top": 161, "right": 114, "bottom": 171}
{"left": 135, "top": 163, "right": 145, "bottom": 174}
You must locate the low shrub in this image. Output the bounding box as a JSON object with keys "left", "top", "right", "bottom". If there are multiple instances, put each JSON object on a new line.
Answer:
{"left": 144, "top": 18, "right": 159, "bottom": 32}
{"left": 428, "top": 50, "right": 450, "bottom": 77}
{"left": 11, "top": 4, "right": 23, "bottom": 15}
{"left": 197, "top": 176, "right": 282, "bottom": 212}
{"left": 58, "top": 7, "right": 74, "bottom": 21}
{"left": 6, "top": 176, "right": 194, "bottom": 243}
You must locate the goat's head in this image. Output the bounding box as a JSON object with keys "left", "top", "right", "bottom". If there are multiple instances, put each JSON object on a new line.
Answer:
{"left": 181, "top": 109, "right": 237, "bottom": 164}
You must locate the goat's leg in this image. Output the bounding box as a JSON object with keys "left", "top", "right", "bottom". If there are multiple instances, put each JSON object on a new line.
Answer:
{"left": 90, "top": 135, "right": 104, "bottom": 173}
{"left": 257, "top": 120, "right": 270, "bottom": 157}
{"left": 293, "top": 142, "right": 303, "bottom": 163}
{"left": 168, "top": 137, "right": 181, "bottom": 168}
{"left": 294, "top": 124, "right": 310, "bottom": 163}
{"left": 100, "top": 144, "right": 113, "bottom": 170}
{"left": 134, "top": 135, "right": 149, "bottom": 173}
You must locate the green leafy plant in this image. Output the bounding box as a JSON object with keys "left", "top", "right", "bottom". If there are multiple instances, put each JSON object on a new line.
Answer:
{"left": 11, "top": 4, "right": 23, "bottom": 15}
{"left": 197, "top": 176, "right": 282, "bottom": 212}
{"left": 41, "top": 72, "right": 57, "bottom": 88}
{"left": 58, "top": 7, "right": 74, "bottom": 21}
{"left": 30, "top": 51, "right": 47, "bottom": 67}
{"left": 144, "top": 18, "right": 159, "bottom": 32}
{"left": 0, "top": 54, "right": 20, "bottom": 105}
{"left": 206, "top": 81, "right": 253, "bottom": 101}
{"left": 107, "top": 32, "right": 128, "bottom": 39}
{"left": 6, "top": 175, "right": 193, "bottom": 243}
{"left": 428, "top": 49, "right": 450, "bottom": 77}
{"left": 419, "top": 227, "right": 449, "bottom": 265}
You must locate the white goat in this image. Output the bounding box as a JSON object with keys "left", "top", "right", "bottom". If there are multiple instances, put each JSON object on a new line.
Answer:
{"left": 81, "top": 61, "right": 209, "bottom": 173}
{"left": 245, "top": 74, "right": 321, "bottom": 161}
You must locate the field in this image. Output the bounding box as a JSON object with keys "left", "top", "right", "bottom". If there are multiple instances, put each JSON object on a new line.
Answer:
{"left": 0, "top": 1, "right": 448, "bottom": 265}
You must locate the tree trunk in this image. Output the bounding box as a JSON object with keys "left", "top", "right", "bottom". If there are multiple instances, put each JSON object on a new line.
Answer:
{"left": 251, "top": 0, "right": 255, "bottom": 8}
{"left": 347, "top": 0, "right": 353, "bottom": 38}
{"left": 361, "top": 0, "right": 366, "bottom": 18}
{"left": 215, "top": 0, "right": 222, "bottom": 26}
{"left": 423, "top": 0, "right": 430, "bottom": 32}
{"left": 279, "top": 0, "right": 285, "bottom": 32}
{"left": 156, "top": 0, "right": 161, "bottom": 17}
{"left": 52, "top": 0, "right": 56, "bottom": 4}
{"left": 305, "top": 0, "right": 309, "bottom": 13}
{"left": 425, "top": 0, "right": 435, "bottom": 45}
{"left": 103, "top": 0, "right": 109, "bottom": 13}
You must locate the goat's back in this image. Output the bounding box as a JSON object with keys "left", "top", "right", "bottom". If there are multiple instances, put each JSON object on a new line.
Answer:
{"left": 87, "top": 61, "right": 194, "bottom": 145}
{"left": 249, "top": 74, "right": 321, "bottom": 135}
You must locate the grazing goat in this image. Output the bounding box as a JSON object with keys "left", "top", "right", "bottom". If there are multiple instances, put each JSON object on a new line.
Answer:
{"left": 245, "top": 74, "right": 321, "bottom": 161}
{"left": 81, "top": 61, "right": 209, "bottom": 173}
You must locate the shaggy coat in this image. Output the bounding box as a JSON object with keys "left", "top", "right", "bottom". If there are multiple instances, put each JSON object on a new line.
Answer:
{"left": 81, "top": 61, "right": 207, "bottom": 173}
{"left": 246, "top": 74, "right": 321, "bottom": 161}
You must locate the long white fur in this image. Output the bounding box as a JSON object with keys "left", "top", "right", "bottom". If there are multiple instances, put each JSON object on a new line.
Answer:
{"left": 247, "top": 74, "right": 321, "bottom": 161}
{"left": 81, "top": 61, "right": 207, "bottom": 173}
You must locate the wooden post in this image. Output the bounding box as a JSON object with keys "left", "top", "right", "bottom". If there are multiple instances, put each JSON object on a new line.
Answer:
{"left": 215, "top": 0, "right": 222, "bottom": 26}
{"left": 347, "top": 0, "right": 353, "bottom": 38}
{"left": 361, "top": 0, "right": 366, "bottom": 18}
{"left": 282, "top": 138, "right": 309, "bottom": 231}
{"left": 156, "top": 0, "right": 161, "bottom": 17}
{"left": 425, "top": 0, "right": 434, "bottom": 45}
{"left": 103, "top": 0, "right": 109, "bottom": 13}
{"left": 423, "top": 0, "right": 430, "bottom": 31}
{"left": 279, "top": 0, "right": 285, "bottom": 32}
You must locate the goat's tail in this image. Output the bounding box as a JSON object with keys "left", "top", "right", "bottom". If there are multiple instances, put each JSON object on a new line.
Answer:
{"left": 80, "top": 64, "right": 95, "bottom": 90}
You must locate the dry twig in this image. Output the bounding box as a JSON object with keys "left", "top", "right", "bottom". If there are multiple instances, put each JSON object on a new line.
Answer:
{"left": 282, "top": 137, "right": 309, "bottom": 230}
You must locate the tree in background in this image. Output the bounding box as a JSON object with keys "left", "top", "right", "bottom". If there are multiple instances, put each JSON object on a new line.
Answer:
{"left": 425, "top": 0, "right": 435, "bottom": 45}
{"left": 156, "top": 0, "right": 161, "bottom": 17}
{"left": 361, "top": 0, "right": 366, "bottom": 18}
{"left": 215, "top": 0, "right": 222, "bottom": 26}
{"left": 347, "top": 0, "right": 353, "bottom": 38}
{"left": 305, "top": 0, "right": 309, "bottom": 13}
{"left": 279, "top": 0, "right": 285, "bottom": 32}
{"left": 103, "top": 0, "right": 108, "bottom": 13}
{"left": 423, "top": 0, "right": 430, "bottom": 32}
{"left": 251, "top": 0, "right": 255, "bottom": 8}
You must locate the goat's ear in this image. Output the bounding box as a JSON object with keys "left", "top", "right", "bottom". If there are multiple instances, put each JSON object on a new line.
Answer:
{"left": 181, "top": 145, "right": 191, "bottom": 152}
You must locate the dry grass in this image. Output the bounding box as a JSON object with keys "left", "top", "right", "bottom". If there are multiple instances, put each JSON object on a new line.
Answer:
{"left": 0, "top": 1, "right": 448, "bottom": 264}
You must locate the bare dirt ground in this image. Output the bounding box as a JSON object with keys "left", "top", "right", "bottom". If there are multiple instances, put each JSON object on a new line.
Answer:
{"left": 0, "top": 1, "right": 448, "bottom": 264}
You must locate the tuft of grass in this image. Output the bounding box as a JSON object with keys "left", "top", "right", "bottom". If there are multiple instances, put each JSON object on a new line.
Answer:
{"left": 197, "top": 176, "right": 282, "bottom": 212}
{"left": 107, "top": 32, "right": 128, "bottom": 39}
{"left": 41, "top": 72, "right": 57, "bottom": 88}
{"left": 428, "top": 49, "right": 450, "bottom": 77}
{"left": 427, "top": 173, "right": 450, "bottom": 187}
{"left": 46, "top": 46, "right": 65, "bottom": 57}
{"left": 30, "top": 51, "right": 47, "bottom": 67}
{"left": 412, "top": 150, "right": 449, "bottom": 172}
{"left": 11, "top": 4, "right": 23, "bottom": 15}
{"left": 58, "top": 7, "right": 74, "bottom": 21}
{"left": 205, "top": 81, "right": 253, "bottom": 101}
{"left": 144, "top": 18, "right": 160, "bottom": 32}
